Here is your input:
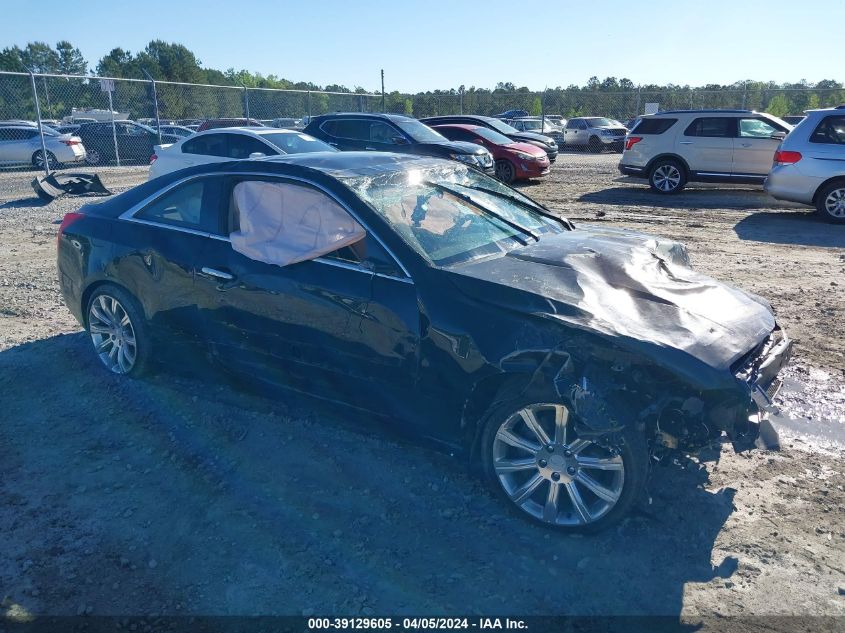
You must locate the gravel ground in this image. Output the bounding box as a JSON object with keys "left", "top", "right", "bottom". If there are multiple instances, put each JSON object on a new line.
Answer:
{"left": 0, "top": 158, "right": 843, "bottom": 627}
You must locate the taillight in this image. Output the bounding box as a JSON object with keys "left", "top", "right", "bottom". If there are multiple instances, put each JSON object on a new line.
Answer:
{"left": 625, "top": 136, "right": 643, "bottom": 151}
{"left": 61, "top": 139, "right": 81, "bottom": 146}
{"left": 149, "top": 153, "right": 158, "bottom": 164}
{"left": 774, "top": 150, "right": 802, "bottom": 165}
{"left": 58, "top": 212, "right": 84, "bottom": 246}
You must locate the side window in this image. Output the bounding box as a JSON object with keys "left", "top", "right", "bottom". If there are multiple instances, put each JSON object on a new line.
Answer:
{"left": 739, "top": 118, "right": 779, "bottom": 138}
{"left": 227, "top": 179, "right": 366, "bottom": 268}
{"left": 226, "top": 134, "right": 278, "bottom": 159}
{"left": 810, "top": 116, "right": 845, "bottom": 145}
{"left": 684, "top": 117, "right": 735, "bottom": 137}
{"left": 369, "top": 121, "right": 402, "bottom": 144}
{"left": 182, "top": 134, "right": 228, "bottom": 157}
{"left": 335, "top": 119, "right": 369, "bottom": 140}
{"left": 0, "top": 129, "right": 12, "bottom": 141}
{"left": 136, "top": 179, "right": 221, "bottom": 233}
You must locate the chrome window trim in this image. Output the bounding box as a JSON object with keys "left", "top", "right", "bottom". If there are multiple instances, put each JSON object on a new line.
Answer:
{"left": 118, "top": 170, "right": 414, "bottom": 282}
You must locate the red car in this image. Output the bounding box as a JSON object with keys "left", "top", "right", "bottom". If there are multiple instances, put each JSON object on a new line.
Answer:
{"left": 431, "top": 123, "right": 550, "bottom": 183}
{"left": 196, "top": 118, "right": 265, "bottom": 132}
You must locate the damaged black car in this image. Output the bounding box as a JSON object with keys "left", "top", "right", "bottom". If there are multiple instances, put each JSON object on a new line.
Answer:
{"left": 57, "top": 152, "right": 791, "bottom": 531}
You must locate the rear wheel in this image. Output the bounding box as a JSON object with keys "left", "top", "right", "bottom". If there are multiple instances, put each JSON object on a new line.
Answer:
{"left": 649, "top": 159, "right": 686, "bottom": 194}
{"left": 495, "top": 159, "right": 516, "bottom": 184}
{"left": 815, "top": 180, "right": 845, "bottom": 223}
{"left": 480, "top": 399, "right": 648, "bottom": 532}
{"left": 85, "top": 148, "right": 103, "bottom": 165}
{"left": 86, "top": 285, "right": 152, "bottom": 377}
{"left": 32, "top": 150, "right": 59, "bottom": 170}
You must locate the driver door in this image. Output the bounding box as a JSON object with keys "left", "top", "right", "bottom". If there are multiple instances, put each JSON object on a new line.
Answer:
{"left": 733, "top": 117, "right": 785, "bottom": 176}
{"left": 195, "top": 174, "right": 421, "bottom": 406}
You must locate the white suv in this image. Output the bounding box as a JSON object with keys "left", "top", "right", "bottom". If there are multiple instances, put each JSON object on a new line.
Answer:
{"left": 618, "top": 110, "right": 791, "bottom": 193}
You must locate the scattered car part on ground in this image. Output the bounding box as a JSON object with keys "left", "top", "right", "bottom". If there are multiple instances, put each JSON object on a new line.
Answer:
{"left": 304, "top": 113, "right": 494, "bottom": 175}
{"left": 432, "top": 123, "right": 550, "bottom": 183}
{"left": 618, "top": 109, "right": 792, "bottom": 193}
{"left": 148, "top": 127, "right": 337, "bottom": 179}
{"left": 31, "top": 171, "right": 111, "bottom": 201}
{"left": 765, "top": 106, "right": 845, "bottom": 223}
{"left": 58, "top": 152, "right": 790, "bottom": 531}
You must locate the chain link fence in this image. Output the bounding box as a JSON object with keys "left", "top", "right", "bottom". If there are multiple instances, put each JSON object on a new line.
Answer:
{"left": 1, "top": 70, "right": 843, "bottom": 174}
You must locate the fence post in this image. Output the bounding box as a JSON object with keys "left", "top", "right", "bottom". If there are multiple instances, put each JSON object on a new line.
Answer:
{"left": 459, "top": 85, "right": 464, "bottom": 114}
{"left": 742, "top": 81, "right": 748, "bottom": 109}
{"left": 27, "top": 69, "right": 50, "bottom": 176}
{"left": 635, "top": 86, "right": 642, "bottom": 116}
{"left": 243, "top": 86, "right": 250, "bottom": 120}
{"left": 142, "top": 69, "right": 162, "bottom": 145}
{"left": 381, "top": 69, "right": 385, "bottom": 113}
{"left": 307, "top": 90, "right": 312, "bottom": 118}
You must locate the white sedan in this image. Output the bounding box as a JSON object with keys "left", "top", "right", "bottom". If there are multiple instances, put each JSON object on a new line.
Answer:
{"left": 148, "top": 127, "right": 337, "bottom": 179}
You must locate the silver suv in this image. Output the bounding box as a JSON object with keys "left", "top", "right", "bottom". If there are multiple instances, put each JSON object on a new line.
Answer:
{"left": 764, "top": 106, "right": 845, "bottom": 223}
{"left": 618, "top": 110, "right": 791, "bottom": 193}
{"left": 564, "top": 117, "right": 627, "bottom": 152}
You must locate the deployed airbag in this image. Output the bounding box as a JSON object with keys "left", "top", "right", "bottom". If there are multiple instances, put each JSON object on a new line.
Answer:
{"left": 231, "top": 180, "right": 365, "bottom": 267}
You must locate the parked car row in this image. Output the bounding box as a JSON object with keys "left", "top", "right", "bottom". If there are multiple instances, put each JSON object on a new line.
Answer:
{"left": 0, "top": 123, "right": 86, "bottom": 169}
{"left": 618, "top": 106, "right": 845, "bottom": 222}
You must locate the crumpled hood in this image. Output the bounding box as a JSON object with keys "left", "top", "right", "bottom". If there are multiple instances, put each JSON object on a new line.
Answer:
{"left": 447, "top": 225, "right": 775, "bottom": 373}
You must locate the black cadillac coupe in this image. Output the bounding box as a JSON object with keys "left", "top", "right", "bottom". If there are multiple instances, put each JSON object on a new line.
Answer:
{"left": 58, "top": 152, "right": 791, "bottom": 531}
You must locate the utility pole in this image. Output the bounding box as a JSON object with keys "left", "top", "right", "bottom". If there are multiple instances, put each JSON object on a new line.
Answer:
{"left": 27, "top": 68, "right": 50, "bottom": 175}
{"left": 381, "top": 69, "right": 385, "bottom": 113}
{"left": 141, "top": 69, "right": 162, "bottom": 145}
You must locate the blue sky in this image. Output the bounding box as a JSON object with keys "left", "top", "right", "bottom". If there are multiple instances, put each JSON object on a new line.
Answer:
{"left": 1, "top": 0, "right": 840, "bottom": 91}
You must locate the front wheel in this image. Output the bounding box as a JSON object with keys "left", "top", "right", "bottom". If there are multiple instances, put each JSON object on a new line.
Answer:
{"left": 480, "top": 400, "right": 648, "bottom": 532}
{"left": 815, "top": 180, "right": 845, "bottom": 223}
{"left": 649, "top": 159, "right": 686, "bottom": 194}
{"left": 86, "top": 285, "right": 152, "bottom": 376}
{"left": 587, "top": 136, "right": 603, "bottom": 153}
{"left": 495, "top": 159, "right": 516, "bottom": 184}
{"left": 85, "top": 148, "right": 103, "bottom": 165}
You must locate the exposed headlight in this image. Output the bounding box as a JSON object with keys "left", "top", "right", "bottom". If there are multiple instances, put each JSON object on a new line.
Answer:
{"left": 515, "top": 151, "right": 538, "bottom": 161}
{"left": 450, "top": 153, "right": 479, "bottom": 165}
{"left": 601, "top": 129, "right": 616, "bottom": 136}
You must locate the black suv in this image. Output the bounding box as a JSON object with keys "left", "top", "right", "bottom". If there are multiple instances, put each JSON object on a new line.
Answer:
{"left": 420, "top": 115, "right": 558, "bottom": 163}
{"left": 303, "top": 113, "right": 494, "bottom": 175}
{"left": 77, "top": 121, "right": 180, "bottom": 166}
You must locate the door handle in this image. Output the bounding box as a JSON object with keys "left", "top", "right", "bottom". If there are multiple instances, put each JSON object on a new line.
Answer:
{"left": 201, "top": 267, "right": 235, "bottom": 281}
{"left": 741, "top": 142, "right": 752, "bottom": 147}
{"left": 365, "top": 146, "right": 377, "bottom": 150}
{"left": 328, "top": 142, "right": 339, "bottom": 147}
{"left": 679, "top": 141, "right": 693, "bottom": 145}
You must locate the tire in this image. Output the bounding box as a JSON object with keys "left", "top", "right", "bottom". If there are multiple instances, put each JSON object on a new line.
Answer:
{"left": 479, "top": 399, "right": 648, "bottom": 532}
{"left": 587, "top": 136, "right": 603, "bottom": 153}
{"left": 85, "top": 148, "right": 102, "bottom": 165}
{"left": 814, "top": 180, "right": 845, "bottom": 224}
{"left": 32, "top": 150, "right": 59, "bottom": 170}
{"left": 495, "top": 159, "right": 516, "bottom": 184}
{"left": 85, "top": 285, "right": 152, "bottom": 377}
{"left": 648, "top": 159, "right": 687, "bottom": 194}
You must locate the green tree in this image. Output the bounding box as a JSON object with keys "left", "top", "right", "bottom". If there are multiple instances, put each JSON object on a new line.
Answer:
{"left": 766, "top": 94, "right": 789, "bottom": 118}
{"left": 56, "top": 41, "right": 86, "bottom": 75}
{"left": 530, "top": 96, "right": 542, "bottom": 116}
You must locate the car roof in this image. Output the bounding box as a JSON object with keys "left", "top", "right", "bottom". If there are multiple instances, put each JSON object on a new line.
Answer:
{"left": 429, "top": 123, "right": 482, "bottom": 132}
{"left": 312, "top": 112, "right": 417, "bottom": 123}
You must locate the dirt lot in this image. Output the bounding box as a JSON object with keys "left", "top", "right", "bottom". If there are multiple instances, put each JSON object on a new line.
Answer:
{"left": 0, "top": 158, "right": 843, "bottom": 628}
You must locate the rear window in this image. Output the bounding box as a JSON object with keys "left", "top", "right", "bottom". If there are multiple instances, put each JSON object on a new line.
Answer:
{"left": 632, "top": 118, "right": 677, "bottom": 134}
{"left": 809, "top": 115, "right": 845, "bottom": 145}
{"left": 684, "top": 117, "right": 735, "bottom": 138}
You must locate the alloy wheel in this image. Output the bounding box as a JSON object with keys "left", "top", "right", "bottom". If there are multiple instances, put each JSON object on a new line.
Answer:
{"left": 86, "top": 149, "right": 102, "bottom": 165}
{"left": 492, "top": 403, "right": 624, "bottom": 526}
{"left": 652, "top": 164, "right": 681, "bottom": 192}
{"left": 88, "top": 294, "right": 138, "bottom": 374}
{"left": 495, "top": 160, "right": 515, "bottom": 183}
{"left": 823, "top": 187, "right": 845, "bottom": 218}
{"left": 33, "top": 150, "right": 58, "bottom": 170}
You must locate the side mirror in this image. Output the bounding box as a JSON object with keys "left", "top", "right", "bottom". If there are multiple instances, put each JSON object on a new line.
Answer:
{"left": 248, "top": 152, "right": 266, "bottom": 159}
{"left": 471, "top": 138, "right": 485, "bottom": 145}
{"left": 770, "top": 131, "right": 787, "bottom": 140}
{"left": 391, "top": 136, "right": 409, "bottom": 145}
